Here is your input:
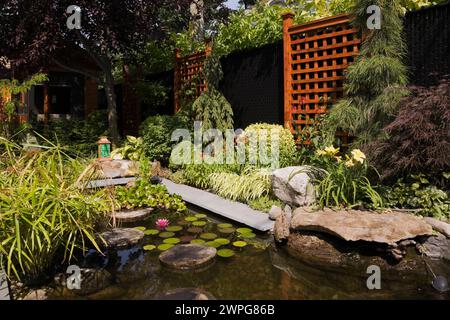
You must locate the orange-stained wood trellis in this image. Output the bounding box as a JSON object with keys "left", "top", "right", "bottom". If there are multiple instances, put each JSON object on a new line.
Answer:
{"left": 282, "top": 13, "right": 361, "bottom": 145}
{"left": 173, "top": 40, "right": 212, "bottom": 113}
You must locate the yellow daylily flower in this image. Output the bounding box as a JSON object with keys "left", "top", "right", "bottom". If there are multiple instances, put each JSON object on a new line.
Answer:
{"left": 351, "top": 149, "right": 366, "bottom": 164}
{"left": 316, "top": 149, "right": 327, "bottom": 156}
{"left": 345, "top": 159, "right": 355, "bottom": 167}
{"left": 324, "top": 146, "right": 340, "bottom": 156}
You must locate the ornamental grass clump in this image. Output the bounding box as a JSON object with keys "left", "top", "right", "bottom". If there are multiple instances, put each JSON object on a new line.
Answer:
{"left": 0, "top": 137, "right": 112, "bottom": 284}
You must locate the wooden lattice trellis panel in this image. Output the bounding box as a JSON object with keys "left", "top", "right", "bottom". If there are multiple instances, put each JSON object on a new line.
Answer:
{"left": 173, "top": 41, "right": 211, "bottom": 113}
{"left": 282, "top": 13, "right": 361, "bottom": 146}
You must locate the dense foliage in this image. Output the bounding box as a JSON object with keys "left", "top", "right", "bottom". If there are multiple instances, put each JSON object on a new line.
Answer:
{"left": 140, "top": 114, "right": 191, "bottom": 164}
{"left": 324, "top": 0, "right": 409, "bottom": 145}
{"left": 111, "top": 135, "right": 144, "bottom": 161}
{"left": 114, "top": 179, "right": 186, "bottom": 213}
{"left": 32, "top": 110, "right": 109, "bottom": 157}
{"left": 247, "top": 195, "right": 284, "bottom": 213}
{"left": 383, "top": 174, "right": 449, "bottom": 220}
{"left": 241, "top": 123, "right": 297, "bottom": 168}
{"left": 0, "top": 138, "right": 111, "bottom": 284}
{"left": 366, "top": 79, "right": 450, "bottom": 185}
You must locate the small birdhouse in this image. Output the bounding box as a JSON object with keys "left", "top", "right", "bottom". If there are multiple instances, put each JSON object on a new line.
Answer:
{"left": 97, "top": 137, "right": 111, "bottom": 161}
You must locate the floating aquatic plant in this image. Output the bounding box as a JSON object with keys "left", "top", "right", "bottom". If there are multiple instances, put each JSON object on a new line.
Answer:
{"left": 185, "top": 216, "right": 198, "bottom": 222}
{"left": 217, "top": 223, "right": 233, "bottom": 229}
{"left": 134, "top": 226, "right": 146, "bottom": 231}
{"left": 165, "top": 226, "right": 183, "bottom": 232}
{"left": 200, "top": 233, "right": 218, "bottom": 240}
{"left": 239, "top": 232, "right": 256, "bottom": 239}
{"left": 155, "top": 218, "right": 170, "bottom": 229}
{"left": 190, "top": 239, "right": 206, "bottom": 244}
{"left": 163, "top": 238, "right": 181, "bottom": 244}
{"left": 217, "top": 249, "right": 235, "bottom": 258}
{"left": 192, "top": 221, "right": 207, "bottom": 227}
{"left": 143, "top": 244, "right": 156, "bottom": 251}
{"left": 218, "top": 227, "right": 235, "bottom": 234}
{"left": 206, "top": 241, "right": 221, "bottom": 248}
{"left": 236, "top": 228, "right": 252, "bottom": 234}
{"left": 158, "top": 244, "right": 174, "bottom": 251}
{"left": 144, "top": 229, "right": 160, "bottom": 236}
{"left": 233, "top": 241, "right": 247, "bottom": 248}
{"left": 215, "top": 238, "right": 230, "bottom": 245}
{"left": 195, "top": 213, "right": 207, "bottom": 218}
{"left": 187, "top": 227, "right": 203, "bottom": 234}
{"left": 159, "top": 231, "right": 175, "bottom": 238}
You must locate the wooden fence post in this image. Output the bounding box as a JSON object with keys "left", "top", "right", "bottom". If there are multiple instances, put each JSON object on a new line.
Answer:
{"left": 282, "top": 12, "right": 294, "bottom": 131}
{"left": 173, "top": 48, "right": 181, "bottom": 113}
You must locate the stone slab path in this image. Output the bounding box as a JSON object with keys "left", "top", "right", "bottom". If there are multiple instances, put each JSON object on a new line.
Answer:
{"left": 162, "top": 179, "right": 274, "bottom": 232}
{"left": 0, "top": 267, "right": 9, "bottom": 300}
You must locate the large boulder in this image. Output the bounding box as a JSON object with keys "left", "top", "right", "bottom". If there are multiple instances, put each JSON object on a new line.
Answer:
{"left": 424, "top": 217, "right": 450, "bottom": 238}
{"left": 272, "top": 166, "right": 317, "bottom": 206}
{"left": 290, "top": 209, "right": 433, "bottom": 245}
{"left": 159, "top": 244, "right": 216, "bottom": 270}
{"left": 99, "top": 160, "right": 138, "bottom": 179}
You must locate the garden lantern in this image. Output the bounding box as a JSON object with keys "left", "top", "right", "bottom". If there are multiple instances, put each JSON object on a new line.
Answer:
{"left": 97, "top": 137, "right": 111, "bottom": 161}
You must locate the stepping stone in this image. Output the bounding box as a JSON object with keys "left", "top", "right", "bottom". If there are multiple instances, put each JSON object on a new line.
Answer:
{"left": 100, "top": 228, "right": 144, "bottom": 248}
{"left": 154, "top": 288, "right": 215, "bottom": 300}
{"left": 109, "top": 208, "right": 153, "bottom": 222}
{"left": 159, "top": 244, "right": 216, "bottom": 270}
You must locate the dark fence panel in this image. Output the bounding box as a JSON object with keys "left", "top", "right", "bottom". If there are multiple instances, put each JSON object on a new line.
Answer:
{"left": 405, "top": 2, "right": 450, "bottom": 86}
{"left": 219, "top": 41, "right": 284, "bottom": 129}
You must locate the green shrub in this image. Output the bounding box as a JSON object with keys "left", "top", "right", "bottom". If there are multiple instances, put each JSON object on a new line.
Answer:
{"left": 31, "top": 110, "right": 109, "bottom": 157}
{"left": 241, "top": 123, "right": 297, "bottom": 168}
{"left": 208, "top": 168, "right": 272, "bottom": 202}
{"left": 111, "top": 135, "right": 144, "bottom": 161}
{"left": 0, "top": 137, "right": 110, "bottom": 284}
{"left": 248, "top": 196, "right": 283, "bottom": 213}
{"left": 140, "top": 114, "right": 191, "bottom": 164}
{"left": 114, "top": 179, "right": 186, "bottom": 213}
{"left": 383, "top": 173, "right": 450, "bottom": 220}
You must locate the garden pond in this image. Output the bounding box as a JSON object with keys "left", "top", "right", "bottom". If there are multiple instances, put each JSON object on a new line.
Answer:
{"left": 45, "top": 208, "right": 449, "bottom": 300}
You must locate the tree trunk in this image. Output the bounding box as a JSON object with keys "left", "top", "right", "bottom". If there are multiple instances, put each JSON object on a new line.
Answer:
{"left": 103, "top": 68, "right": 119, "bottom": 148}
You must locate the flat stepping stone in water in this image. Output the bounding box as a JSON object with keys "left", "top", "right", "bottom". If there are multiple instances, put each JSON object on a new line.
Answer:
{"left": 154, "top": 288, "right": 215, "bottom": 300}
{"left": 109, "top": 208, "right": 153, "bottom": 222}
{"left": 100, "top": 228, "right": 144, "bottom": 248}
{"left": 159, "top": 244, "right": 217, "bottom": 270}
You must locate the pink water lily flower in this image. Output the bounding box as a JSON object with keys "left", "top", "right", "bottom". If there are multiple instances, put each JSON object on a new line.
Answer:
{"left": 155, "top": 218, "right": 170, "bottom": 229}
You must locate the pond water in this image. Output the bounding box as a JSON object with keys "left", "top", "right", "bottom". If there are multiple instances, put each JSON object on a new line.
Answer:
{"left": 47, "top": 209, "right": 449, "bottom": 300}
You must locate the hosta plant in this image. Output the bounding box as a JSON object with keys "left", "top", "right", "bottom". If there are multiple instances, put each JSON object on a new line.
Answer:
{"left": 111, "top": 135, "right": 144, "bottom": 161}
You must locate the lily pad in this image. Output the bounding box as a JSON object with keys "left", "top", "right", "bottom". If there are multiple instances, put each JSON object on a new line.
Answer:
{"left": 215, "top": 238, "right": 230, "bottom": 245}
{"left": 159, "top": 231, "right": 175, "bottom": 238}
{"left": 187, "top": 227, "right": 203, "bottom": 234}
{"left": 165, "top": 226, "right": 183, "bottom": 232}
{"left": 158, "top": 244, "right": 174, "bottom": 251}
{"left": 236, "top": 228, "right": 252, "bottom": 234}
{"left": 233, "top": 241, "right": 247, "bottom": 248}
{"left": 180, "top": 235, "right": 195, "bottom": 243}
{"left": 177, "top": 219, "right": 190, "bottom": 226}
{"left": 185, "top": 216, "right": 198, "bottom": 222}
{"left": 190, "top": 239, "right": 206, "bottom": 244}
{"left": 192, "top": 221, "right": 207, "bottom": 227}
{"left": 205, "top": 241, "right": 221, "bottom": 248}
{"left": 195, "top": 213, "right": 207, "bottom": 218}
{"left": 163, "top": 238, "right": 181, "bottom": 244}
{"left": 217, "top": 249, "right": 235, "bottom": 258}
{"left": 144, "top": 229, "right": 160, "bottom": 236}
{"left": 200, "top": 233, "right": 218, "bottom": 240}
{"left": 218, "top": 227, "right": 236, "bottom": 234}
{"left": 143, "top": 244, "right": 156, "bottom": 251}
{"left": 239, "top": 232, "right": 256, "bottom": 239}
{"left": 134, "top": 226, "right": 146, "bottom": 231}
{"left": 217, "top": 223, "right": 233, "bottom": 229}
